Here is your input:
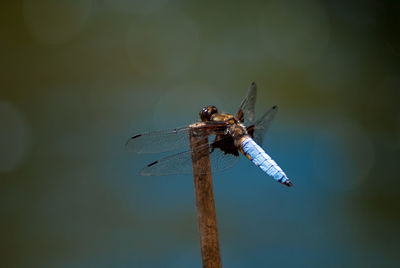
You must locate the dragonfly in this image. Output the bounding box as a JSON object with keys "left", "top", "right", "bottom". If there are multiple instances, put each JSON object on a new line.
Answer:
{"left": 126, "top": 82, "right": 293, "bottom": 187}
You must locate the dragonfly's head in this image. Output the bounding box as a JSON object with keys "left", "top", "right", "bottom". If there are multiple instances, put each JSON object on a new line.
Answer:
{"left": 200, "top": 105, "right": 218, "bottom": 122}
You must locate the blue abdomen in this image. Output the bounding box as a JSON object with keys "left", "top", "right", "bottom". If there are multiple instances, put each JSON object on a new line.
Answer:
{"left": 240, "top": 137, "right": 292, "bottom": 186}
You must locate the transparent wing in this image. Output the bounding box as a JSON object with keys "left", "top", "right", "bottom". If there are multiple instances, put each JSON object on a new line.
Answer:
{"left": 210, "top": 146, "right": 240, "bottom": 172}
{"left": 126, "top": 126, "right": 191, "bottom": 154}
{"left": 140, "top": 136, "right": 239, "bottom": 176}
{"left": 236, "top": 81, "right": 257, "bottom": 125}
{"left": 247, "top": 105, "right": 278, "bottom": 146}
{"left": 140, "top": 150, "right": 194, "bottom": 176}
{"left": 126, "top": 124, "right": 227, "bottom": 154}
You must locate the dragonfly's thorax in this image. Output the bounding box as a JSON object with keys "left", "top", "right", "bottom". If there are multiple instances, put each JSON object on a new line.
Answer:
{"left": 210, "top": 113, "right": 248, "bottom": 147}
{"left": 210, "top": 113, "right": 234, "bottom": 122}
{"left": 229, "top": 123, "right": 248, "bottom": 147}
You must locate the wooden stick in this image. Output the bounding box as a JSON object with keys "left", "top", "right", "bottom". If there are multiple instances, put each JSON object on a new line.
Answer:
{"left": 189, "top": 123, "right": 222, "bottom": 268}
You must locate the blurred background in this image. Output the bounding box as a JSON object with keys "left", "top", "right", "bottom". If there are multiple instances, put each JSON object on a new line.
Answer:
{"left": 1, "top": 0, "right": 399, "bottom": 267}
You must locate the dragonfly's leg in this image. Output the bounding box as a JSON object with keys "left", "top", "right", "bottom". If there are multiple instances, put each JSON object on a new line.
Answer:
{"left": 210, "top": 134, "right": 222, "bottom": 153}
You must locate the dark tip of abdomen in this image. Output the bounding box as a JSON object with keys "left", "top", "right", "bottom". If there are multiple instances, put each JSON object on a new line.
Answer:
{"left": 283, "top": 180, "right": 293, "bottom": 187}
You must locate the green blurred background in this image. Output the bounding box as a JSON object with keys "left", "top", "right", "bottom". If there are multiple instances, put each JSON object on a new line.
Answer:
{"left": 1, "top": 0, "right": 399, "bottom": 267}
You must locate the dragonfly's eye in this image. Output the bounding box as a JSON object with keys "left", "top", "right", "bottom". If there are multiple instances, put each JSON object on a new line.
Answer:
{"left": 200, "top": 105, "right": 218, "bottom": 122}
